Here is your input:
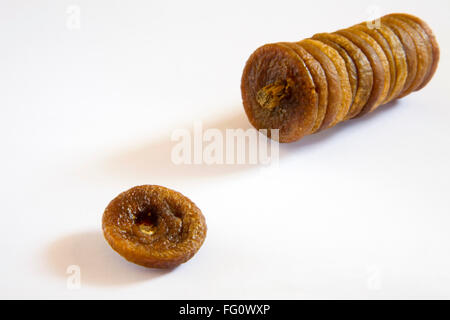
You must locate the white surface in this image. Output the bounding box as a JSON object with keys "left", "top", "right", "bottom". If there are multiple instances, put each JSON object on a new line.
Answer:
{"left": 1, "top": 0, "right": 450, "bottom": 299}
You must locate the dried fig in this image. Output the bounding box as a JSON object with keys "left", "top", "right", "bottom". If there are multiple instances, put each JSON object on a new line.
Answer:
{"left": 241, "top": 43, "right": 318, "bottom": 143}
{"left": 102, "top": 185, "right": 207, "bottom": 269}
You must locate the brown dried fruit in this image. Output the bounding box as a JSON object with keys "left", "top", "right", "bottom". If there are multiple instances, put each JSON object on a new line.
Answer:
{"left": 381, "top": 17, "right": 418, "bottom": 97}
{"left": 297, "top": 40, "right": 341, "bottom": 130}
{"left": 350, "top": 24, "right": 398, "bottom": 103}
{"left": 102, "top": 185, "right": 207, "bottom": 269}
{"left": 335, "top": 28, "right": 390, "bottom": 115}
{"left": 387, "top": 13, "right": 436, "bottom": 92}
{"left": 383, "top": 16, "right": 430, "bottom": 96}
{"left": 312, "top": 32, "right": 373, "bottom": 119}
{"left": 388, "top": 13, "right": 439, "bottom": 91}
{"left": 368, "top": 24, "right": 408, "bottom": 101}
{"left": 312, "top": 37, "right": 358, "bottom": 107}
{"left": 241, "top": 43, "right": 318, "bottom": 143}
{"left": 241, "top": 13, "right": 439, "bottom": 143}
{"left": 284, "top": 42, "right": 328, "bottom": 133}
{"left": 300, "top": 39, "right": 352, "bottom": 125}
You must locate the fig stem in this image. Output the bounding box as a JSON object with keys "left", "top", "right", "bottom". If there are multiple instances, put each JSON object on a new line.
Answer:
{"left": 256, "top": 79, "right": 291, "bottom": 110}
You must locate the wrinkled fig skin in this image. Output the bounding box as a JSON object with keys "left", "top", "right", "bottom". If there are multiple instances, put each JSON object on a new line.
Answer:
{"left": 297, "top": 39, "right": 342, "bottom": 131}
{"left": 360, "top": 23, "right": 408, "bottom": 101}
{"left": 241, "top": 13, "right": 439, "bottom": 143}
{"left": 335, "top": 29, "right": 389, "bottom": 115}
{"left": 312, "top": 32, "right": 373, "bottom": 119}
{"left": 297, "top": 39, "right": 342, "bottom": 130}
{"left": 285, "top": 42, "right": 328, "bottom": 133}
{"left": 382, "top": 16, "right": 429, "bottom": 96}
{"left": 379, "top": 18, "right": 418, "bottom": 98}
{"left": 350, "top": 24, "right": 399, "bottom": 103}
{"left": 386, "top": 13, "right": 438, "bottom": 91}
{"left": 241, "top": 43, "right": 318, "bottom": 143}
{"left": 102, "top": 185, "right": 207, "bottom": 269}
{"left": 312, "top": 37, "right": 358, "bottom": 107}
{"left": 301, "top": 39, "right": 353, "bottom": 125}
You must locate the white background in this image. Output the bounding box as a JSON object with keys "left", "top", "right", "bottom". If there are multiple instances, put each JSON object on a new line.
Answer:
{"left": 1, "top": 0, "right": 450, "bottom": 299}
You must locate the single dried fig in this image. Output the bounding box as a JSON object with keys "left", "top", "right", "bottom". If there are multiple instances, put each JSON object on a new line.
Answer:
{"left": 102, "top": 185, "right": 207, "bottom": 269}
{"left": 241, "top": 43, "right": 318, "bottom": 142}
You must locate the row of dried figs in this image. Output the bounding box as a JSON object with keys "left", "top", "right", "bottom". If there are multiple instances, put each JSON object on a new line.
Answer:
{"left": 241, "top": 13, "right": 439, "bottom": 143}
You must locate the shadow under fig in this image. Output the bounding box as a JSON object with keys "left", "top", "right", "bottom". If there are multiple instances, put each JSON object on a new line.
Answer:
{"left": 45, "top": 230, "right": 171, "bottom": 287}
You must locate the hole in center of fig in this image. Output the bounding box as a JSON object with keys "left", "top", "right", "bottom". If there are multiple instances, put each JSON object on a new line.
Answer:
{"left": 135, "top": 208, "right": 158, "bottom": 235}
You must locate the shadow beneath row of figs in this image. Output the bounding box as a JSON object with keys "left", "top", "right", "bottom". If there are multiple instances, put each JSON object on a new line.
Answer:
{"left": 280, "top": 100, "right": 400, "bottom": 151}
{"left": 45, "top": 101, "right": 399, "bottom": 288}
{"left": 92, "top": 101, "right": 400, "bottom": 183}
{"left": 93, "top": 111, "right": 257, "bottom": 183}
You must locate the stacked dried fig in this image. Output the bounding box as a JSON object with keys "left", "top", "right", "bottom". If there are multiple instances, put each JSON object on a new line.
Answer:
{"left": 241, "top": 13, "right": 439, "bottom": 143}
